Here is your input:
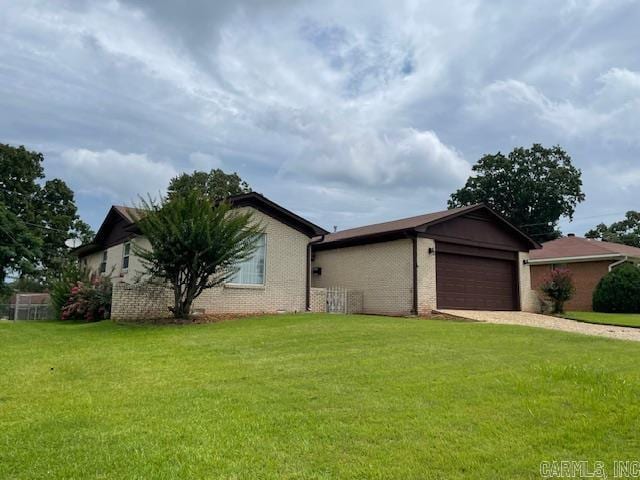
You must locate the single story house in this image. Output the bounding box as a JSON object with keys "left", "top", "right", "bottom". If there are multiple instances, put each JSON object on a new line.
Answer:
{"left": 311, "top": 204, "right": 540, "bottom": 315}
{"left": 74, "top": 193, "right": 328, "bottom": 317}
{"left": 529, "top": 235, "right": 640, "bottom": 311}
{"left": 75, "top": 193, "right": 541, "bottom": 318}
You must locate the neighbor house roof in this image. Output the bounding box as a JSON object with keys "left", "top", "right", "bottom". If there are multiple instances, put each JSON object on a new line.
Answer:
{"left": 529, "top": 236, "right": 640, "bottom": 263}
{"left": 73, "top": 192, "right": 327, "bottom": 257}
{"left": 314, "top": 203, "right": 540, "bottom": 250}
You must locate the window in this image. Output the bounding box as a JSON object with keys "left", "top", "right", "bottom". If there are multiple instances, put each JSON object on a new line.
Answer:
{"left": 122, "top": 242, "right": 131, "bottom": 270}
{"left": 99, "top": 251, "right": 107, "bottom": 273}
{"left": 229, "top": 234, "right": 266, "bottom": 285}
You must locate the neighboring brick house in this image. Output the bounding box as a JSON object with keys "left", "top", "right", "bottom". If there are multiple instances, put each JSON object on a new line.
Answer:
{"left": 311, "top": 204, "right": 540, "bottom": 315}
{"left": 528, "top": 235, "right": 640, "bottom": 311}
{"left": 73, "top": 193, "right": 327, "bottom": 319}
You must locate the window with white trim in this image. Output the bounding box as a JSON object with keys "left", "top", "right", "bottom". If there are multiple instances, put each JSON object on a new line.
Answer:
{"left": 229, "top": 234, "right": 266, "bottom": 285}
{"left": 122, "top": 242, "right": 131, "bottom": 270}
{"left": 99, "top": 251, "right": 107, "bottom": 273}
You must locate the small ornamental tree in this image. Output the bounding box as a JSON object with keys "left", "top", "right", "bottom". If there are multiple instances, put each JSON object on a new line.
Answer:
{"left": 539, "top": 268, "right": 575, "bottom": 314}
{"left": 593, "top": 263, "right": 640, "bottom": 313}
{"left": 133, "top": 191, "right": 263, "bottom": 319}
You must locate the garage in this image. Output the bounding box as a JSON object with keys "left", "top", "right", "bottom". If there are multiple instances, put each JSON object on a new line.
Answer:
{"left": 436, "top": 243, "right": 519, "bottom": 311}
{"left": 312, "top": 204, "right": 539, "bottom": 315}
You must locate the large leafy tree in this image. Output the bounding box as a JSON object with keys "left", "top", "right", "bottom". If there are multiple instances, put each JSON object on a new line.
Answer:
{"left": 585, "top": 211, "right": 640, "bottom": 248}
{"left": 167, "top": 168, "right": 251, "bottom": 201}
{"left": 36, "top": 179, "right": 94, "bottom": 280}
{"left": 0, "top": 144, "right": 93, "bottom": 287}
{"left": 449, "top": 144, "right": 585, "bottom": 242}
{"left": 133, "top": 191, "right": 263, "bottom": 319}
{"left": 0, "top": 203, "right": 41, "bottom": 290}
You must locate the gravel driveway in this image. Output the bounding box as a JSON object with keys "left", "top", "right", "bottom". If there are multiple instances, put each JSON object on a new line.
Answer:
{"left": 439, "top": 310, "right": 640, "bottom": 342}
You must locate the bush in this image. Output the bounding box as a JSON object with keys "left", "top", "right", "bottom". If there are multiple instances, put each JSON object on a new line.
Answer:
{"left": 60, "top": 276, "right": 112, "bottom": 322}
{"left": 49, "top": 262, "right": 91, "bottom": 319}
{"left": 593, "top": 263, "right": 640, "bottom": 313}
{"left": 539, "top": 268, "right": 575, "bottom": 314}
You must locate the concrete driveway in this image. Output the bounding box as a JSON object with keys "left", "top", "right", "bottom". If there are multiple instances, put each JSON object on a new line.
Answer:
{"left": 438, "top": 310, "right": 640, "bottom": 342}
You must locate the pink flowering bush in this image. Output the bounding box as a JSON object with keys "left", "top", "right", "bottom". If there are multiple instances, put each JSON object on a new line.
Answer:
{"left": 539, "top": 268, "right": 575, "bottom": 314}
{"left": 60, "top": 276, "right": 112, "bottom": 322}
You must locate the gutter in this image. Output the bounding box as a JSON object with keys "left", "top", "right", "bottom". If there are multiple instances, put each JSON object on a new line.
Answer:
{"left": 526, "top": 253, "right": 624, "bottom": 265}
{"left": 608, "top": 256, "right": 628, "bottom": 272}
{"left": 306, "top": 235, "right": 325, "bottom": 311}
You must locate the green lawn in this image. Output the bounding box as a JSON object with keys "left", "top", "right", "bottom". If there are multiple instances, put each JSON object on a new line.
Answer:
{"left": 2, "top": 314, "right": 640, "bottom": 479}
{"left": 563, "top": 311, "right": 640, "bottom": 328}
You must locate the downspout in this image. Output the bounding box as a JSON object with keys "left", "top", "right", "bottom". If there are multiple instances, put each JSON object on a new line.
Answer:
{"left": 412, "top": 235, "right": 418, "bottom": 316}
{"left": 608, "top": 256, "right": 628, "bottom": 272}
{"left": 306, "top": 235, "right": 325, "bottom": 311}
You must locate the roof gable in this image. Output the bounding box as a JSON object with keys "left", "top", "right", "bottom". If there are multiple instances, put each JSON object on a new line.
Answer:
{"left": 422, "top": 208, "right": 536, "bottom": 251}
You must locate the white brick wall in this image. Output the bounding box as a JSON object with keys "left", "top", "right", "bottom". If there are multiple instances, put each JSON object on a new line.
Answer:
{"left": 311, "top": 239, "right": 413, "bottom": 315}
{"left": 417, "top": 237, "right": 437, "bottom": 314}
{"left": 80, "top": 236, "right": 151, "bottom": 284}
{"left": 518, "top": 251, "right": 540, "bottom": 312}
{"left": 111, "top": 282, "right": 173, "bottom": 320}
{"left": 309, "top": 288, "right": 327, "bottom": 313}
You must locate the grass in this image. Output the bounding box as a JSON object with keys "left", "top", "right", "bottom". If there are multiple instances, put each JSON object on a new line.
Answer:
{"left": 562, "top": 311, "right": 640, "bottom": 328}
{"left": 2, "top": 314, "right": 640, "bottom": 479}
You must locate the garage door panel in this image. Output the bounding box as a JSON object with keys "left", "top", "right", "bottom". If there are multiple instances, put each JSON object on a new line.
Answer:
{"left": 436, "top": 251, "right": 518, "bottom": 310}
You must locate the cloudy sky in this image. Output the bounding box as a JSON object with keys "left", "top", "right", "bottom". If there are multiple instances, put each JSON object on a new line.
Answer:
{"left": 2, "top": 0, "right": 639, "bottom": 234}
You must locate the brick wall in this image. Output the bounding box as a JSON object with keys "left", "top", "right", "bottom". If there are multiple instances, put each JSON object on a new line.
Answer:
{"left": 108, "top": 208, "right": 310, "bottom": 319}
{"left": 80, "top": 236, "right": 152, "bottom": 284}
{"left": 518, "top": 252, "right": 540, "bottom": 312}
{"left": 309, "top": 288, "right": 327, "bottom": 313}
{"left": 111, "top": 282, "right": 173, "bottom": 320}
{"left": 311, "top": 239, "right": 413, "bottom": 315}
{"left": 417, "top": 237, "right": 437, "bottom": 314}
{"left": 530, "top": 260, "right": 613, "bottom": 311}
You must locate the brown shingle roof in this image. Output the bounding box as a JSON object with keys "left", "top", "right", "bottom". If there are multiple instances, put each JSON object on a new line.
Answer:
{"left": 317, "top": 204, "right": 482, "bottom": 244}
{"left": 529, "top": 236, "right": 640, "bottom": 261}
{"left": 113, "top": 205, "right": 143, "bottom": 223}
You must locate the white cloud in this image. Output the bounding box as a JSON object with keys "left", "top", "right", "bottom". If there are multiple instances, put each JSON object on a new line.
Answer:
{"left": 284, "top": 128, "right": 469, "bottom": 189}
{"left": 59, "top": 149, "right": 177, "bottom": 200}
{"left": 2, "top": 0, "right": 640, "bottom": 230}
{"left": 471, "top": 79, "right": 609, "bottom": 136}
{"left": 188, "top": 152, "right": 223, "bottom": 170}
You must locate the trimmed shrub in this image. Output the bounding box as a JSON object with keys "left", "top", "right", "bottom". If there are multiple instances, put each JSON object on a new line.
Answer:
{"left": 593, "top": 263, "right": 640, "bottom": 313}
{"left": 60, "top": 276, "right": 112, "bottom": 322}
{"left": 539, "top": 268, "right": 575, "bottom": 314}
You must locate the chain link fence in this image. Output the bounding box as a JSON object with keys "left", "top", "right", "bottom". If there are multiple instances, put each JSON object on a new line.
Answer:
{"left": 0, "top": 303, "right": 54, "bottom": 321}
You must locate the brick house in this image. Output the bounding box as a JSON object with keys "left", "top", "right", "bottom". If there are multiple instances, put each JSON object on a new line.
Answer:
{"left": 528, "top": 235, "right": 640, "bottom": 311}
{"left": 74, "top": 193, "right": 327, "bottom": 319}
{"left": 75, "top": 195, "right": 540, "bottom": 318}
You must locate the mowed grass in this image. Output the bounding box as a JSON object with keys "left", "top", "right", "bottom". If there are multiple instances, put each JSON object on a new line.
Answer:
{"left": 2, "top": 315, "right": 640, "bottom": 479}
{"left": 563, "top": 311, "right": 640, "bottom": 328}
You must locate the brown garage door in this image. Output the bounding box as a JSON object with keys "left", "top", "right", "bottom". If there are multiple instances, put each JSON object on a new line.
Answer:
{"left": 436, "top": 248, "right": 519, "bottom": 311}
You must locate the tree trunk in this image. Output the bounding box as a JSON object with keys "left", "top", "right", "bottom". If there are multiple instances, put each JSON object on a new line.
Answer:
{"left": 172, "top": 278, "right": 196, "bottom": 319}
